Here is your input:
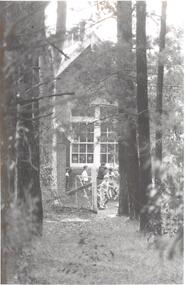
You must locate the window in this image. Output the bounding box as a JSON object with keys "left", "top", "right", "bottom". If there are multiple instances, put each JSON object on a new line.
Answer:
{"left": 71, "top": 122, "right": 94, "bottom": 164}
{"left": 100, "top": 122, "right": 118, "bottom": 164}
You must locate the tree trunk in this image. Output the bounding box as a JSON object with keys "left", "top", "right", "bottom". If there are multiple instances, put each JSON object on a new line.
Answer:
{"left": 56, "top": 1, "right": 66, "bottom": 43}
{"left": 16, "top": 58, "right": 43, "bottom": 236}
{"left": 136, "top": 1, "right": 152, "bottom": 231}
{"left": 127, "top": 125, "right": 140, "bottom": 218}
{"left": 155, "top": 2, "right": 167, "bottom": 165}
{"left": 154, "top": 1, "right": 167, "bottom": 235}
{"left": 15, "top": 3, "right": 45, "bottom": 236}
{"left": 0, "top": 12, "right": 8, "bottom": 283}
{"left": 118, "top": 139, "right": 129, "bottom": 216}
{"left": 51, "top": 1, "right": 67, "bottom": 192}
{"left": 117, "top": 1, "right": 140, "bottom": 218}
{"left": 32, "top": 57, "right": 43, "bottom": 235}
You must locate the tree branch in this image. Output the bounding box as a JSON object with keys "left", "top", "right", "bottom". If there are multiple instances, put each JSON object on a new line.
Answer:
{"left": 46, "top": 39, "right": 70, "bottom": 59}
{"left": 17, "top": 92, "right": 75, "bottom": 105}
{"left": 20, "top": 112, "right": 54, "bottom": 121}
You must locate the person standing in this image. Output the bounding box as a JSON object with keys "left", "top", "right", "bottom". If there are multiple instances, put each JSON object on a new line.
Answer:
{"left": 97, "top": 162, "right": 106, "bottom": 186}
{"left": 81, "top": 165, "right": 88, "bottom": 185}
{"left": 65, "top": 167, "right": 72, "bottom": 191}
{"left": 98, "top": 174, "right": 109, "bottom": 209}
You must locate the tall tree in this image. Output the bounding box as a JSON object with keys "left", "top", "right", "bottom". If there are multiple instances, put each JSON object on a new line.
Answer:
{"left": 15, "top": 2, "right": 47, "bottom": 236}
{"left": 1, "top": 2, "right": 47, "bottom": 280}
{"left": 136, "top": 1, "right": 152, "bottom": 231}
{"left": 1, "top": 5, "right": 8, "bottom": 282}
{"left": 155, "top": 1, "right": 167, "bottom": 166}
{"left": 153, "top": 1, "right": 167, "bottom": 234}
{"left": 117, "top": 1, "right": 140, "bottom": 218}
{"left": 50, "top": 1, "right": 67, "bottom": 191}
{"left": 117, "top": 1, "right": 131, "bottom": 216}
{"left": 1, "top": 2, "right": 47, "bottom": 249}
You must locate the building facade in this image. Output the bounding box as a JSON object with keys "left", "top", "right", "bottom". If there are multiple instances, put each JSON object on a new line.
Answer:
{"left": 70, "top": 102, "right": 118, "bottom": 169}
{"left": 50, "top": 18, "right": 118, "bottom": 191}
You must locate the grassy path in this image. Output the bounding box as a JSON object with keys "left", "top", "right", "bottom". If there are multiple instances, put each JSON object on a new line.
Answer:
{"left": 15, "top": 203, "right": 183, "bottom": 284}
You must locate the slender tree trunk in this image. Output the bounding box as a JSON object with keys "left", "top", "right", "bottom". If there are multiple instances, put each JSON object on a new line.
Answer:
{"left": 51, "top": 1, "right": 67, "bottom": 192}
{"left": 155, "top": 1, "right": 167, "bottom": 165}
{"left": 57, "top": 1, "right": 66, "bottom": 44}
{"left": 127, "top": 125, "right": 140, "bottom": 218}
{"left": 136, "top": 1, "right": 152, "bottom": 231}
{"left": 117, "top": 1, "right": 140, "bottom": 218}
{"left": 117, "top": 1, "right": 131, "bottom": 216}
{"left": 0, "top": 12, "right": 8, "bottom": 283}
{"left": 32, "top": 57, "right": 43, "bottom": 235}
{"left": 154, "top": 1, "right": 167, "bottom": 234}
{"left": 118, "top": 139, "right": 129, "bottom": 216}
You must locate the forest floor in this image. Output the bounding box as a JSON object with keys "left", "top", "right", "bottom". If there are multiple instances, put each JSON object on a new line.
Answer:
{"left": 10, "top": 201, "right": 183, "bottom": 284}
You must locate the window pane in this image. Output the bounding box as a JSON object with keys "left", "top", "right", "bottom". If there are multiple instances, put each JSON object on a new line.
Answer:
{"left": 108, "top": 154, "right": 114, "bottom": 163}
{"left": 108, "top": 144, "right": 114, "bottom": 153}
{"left": 87, "top": 154, "right": 93, "bottom": 163}
{"left": 72, "top": 154, "right": 78, "bottom": 163}
{"left": 80, "top": 154, "right": 86, "bottom": 163}
{"left": 101, "top": 144, "right": 107, "bottom": 153}
{"left": 80, "top": 133, "right": 86, "bottom": 142}
{"left": 101, "top": 123, "right": 107, "bottom": 132}
{"left": 87, "top": 133, "right": 94, "bottom": 142}
{"left": 87, "top": 123, "right": 94, "bottom": 133}
{"left": 108, "top": 133, "right": 115, "bottom": 142}
{"left": 87, "top": 144, "right": 94, "bottom": 153}
{"left": 100, "top": 134, "right": 107, "bottom": 142}
{"left": 72, "top": 144, "right": 78, "bottom": 153}
{"left": 101, "top": 154, "right": 107, "bottom": 163}
{"left": 80, "top": 144, "right": 86, "bottom": 153}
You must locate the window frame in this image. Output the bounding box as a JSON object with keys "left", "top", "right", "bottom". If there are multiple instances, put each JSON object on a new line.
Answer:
{"left": 100, "top": 124, "right": 118, "bottom": 166}
{"left": 70, "top": 121, "right": 95, "bottom": 166}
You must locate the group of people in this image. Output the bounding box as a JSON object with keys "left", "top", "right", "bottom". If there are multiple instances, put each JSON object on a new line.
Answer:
{"left": 81, "top": 163, "right": 119, "bottom": 210}
{"left": 97, "top": 163, "right": 119, "bottom": 209}
{"left": 65, "top": 163, "right": 119, "bottom": 210}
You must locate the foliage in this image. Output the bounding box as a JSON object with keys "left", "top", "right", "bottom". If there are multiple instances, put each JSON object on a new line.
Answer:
{"left": 147, "top": 24, "right": 184, "bottom": 237}
{"left": 5, "top": 194, "right": 42, "bottom": 253}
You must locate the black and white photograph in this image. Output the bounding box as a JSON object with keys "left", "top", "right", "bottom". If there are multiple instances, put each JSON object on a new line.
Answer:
{"left": 1, "top": 0, "right": 184, "bottom": 284}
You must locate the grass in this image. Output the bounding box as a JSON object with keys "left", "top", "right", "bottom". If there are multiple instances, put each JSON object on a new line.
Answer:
{"left": 10, "top": 202, "right": 183, "bottom": 284}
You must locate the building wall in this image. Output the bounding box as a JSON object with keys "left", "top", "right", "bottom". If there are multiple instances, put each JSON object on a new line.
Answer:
{"left": 54, "top": 46, "right": 118, "bottom": 194}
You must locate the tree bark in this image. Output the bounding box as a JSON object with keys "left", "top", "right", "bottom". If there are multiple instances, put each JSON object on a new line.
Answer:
{"left": 154, "top": 1, "right": 167, "bottom": 235}
{"left": 136, "top": 1, "right": 152, "bottom": 231}
{"left": 155, "top": 2, "right": 167, "bottom": 164}
{"left": 15, "top": 2, "right": 46, "bottom": 236}
{"left": 0, "top": 11, "right": 8, "bottom": 283}
{"left": 117, "top": 1, "right": 140, "bottom": 218}
{"left": 51, "top": 2, "right": 67, "bottom": 192}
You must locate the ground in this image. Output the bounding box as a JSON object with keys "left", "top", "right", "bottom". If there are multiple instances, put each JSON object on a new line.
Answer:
{"left": 11, "top": 202, "right": 183, "bottom": 284}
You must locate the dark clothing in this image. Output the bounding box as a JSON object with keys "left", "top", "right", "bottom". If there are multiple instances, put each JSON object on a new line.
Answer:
{"left": 97, "top": 166, "right": 105, "bottom": 180}
{"left": 97, "top": 165, "right": 106, "bottom": 186}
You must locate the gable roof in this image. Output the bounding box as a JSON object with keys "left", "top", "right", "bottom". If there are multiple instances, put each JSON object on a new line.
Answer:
{"left": 56, "top": 15, "right": 116, "bottom": 77}
{"left": 56, "top": 31, "right": 101, "bottom": 78}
